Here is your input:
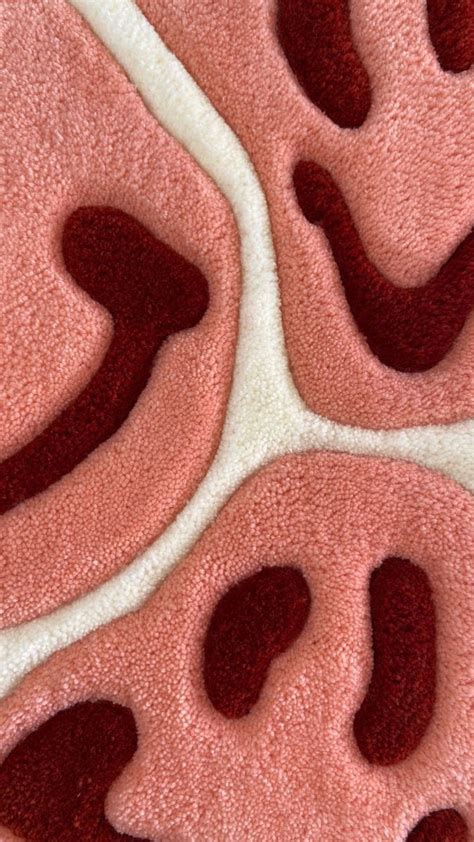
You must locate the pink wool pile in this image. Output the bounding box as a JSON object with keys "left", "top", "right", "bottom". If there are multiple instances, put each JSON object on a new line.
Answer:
{"left": 1, "top": 0, "right": 473, "bottom": 840}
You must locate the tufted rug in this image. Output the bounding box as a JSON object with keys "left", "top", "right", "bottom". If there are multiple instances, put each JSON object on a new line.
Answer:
{"left": 1, "top": 1, "right": 473, "bottom": 840}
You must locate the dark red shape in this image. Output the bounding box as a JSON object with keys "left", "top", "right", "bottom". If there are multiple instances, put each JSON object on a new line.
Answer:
{"left": 407, "top": 809, "right": 468, "bottom": 841}
{"left": 0, "top": 700, "right": 150, "bottom": 841}
{"left": 276, "top": 0, "right": 371, "bottom": 128}
{"left": 427, "top": 0, "right": 474, "bottom": 73}
{"left": 0, "top": 207, "right": 209, "bottom": 514}
{"left": 203, "top": 566, "right": 311, "bottom": 718}
{"left": 293, "top": 160, "right": 474, "bottom": 371}
{"left": 353, "top": 557, "right": 436, "bottom": 765}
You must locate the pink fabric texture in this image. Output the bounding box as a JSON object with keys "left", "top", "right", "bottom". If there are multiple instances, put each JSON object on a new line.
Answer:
{"left": 1, "top": 453, "right": 472, "bottom": 841}
{"left": 2, "top": 1, "right": 473, "bottom": 839}
{"left": 138, "top": 0, "right": 474, "bottom": 429}
{"left": 0, "top": 0, "right": 239, "bottom": 627}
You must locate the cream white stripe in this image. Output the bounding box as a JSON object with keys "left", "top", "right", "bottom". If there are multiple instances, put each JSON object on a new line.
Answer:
{"left": 0, "top": 0, "right": 472, "bottom": 696}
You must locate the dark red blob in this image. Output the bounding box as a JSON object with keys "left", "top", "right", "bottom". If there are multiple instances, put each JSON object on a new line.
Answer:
{"left": 0, "top": 700, "right": 150, "bottom": 841}
{"left": 0, "top": 207, "right": 209, "bottom": 514}
{"left": 203, "top": 566, "right": 311, "bottom": 718}
{"left": 353, "top": 557, "right": 436, "bottom": 765}
{"left": 293, "top": 160, "right": 474, "bottom": 372}
{"left": 407, "top": 809, "right": 468, "bottom": 841}
{"left": 276, "top": 0, "right": 371, "bottom": 128}
{"left": 427, "top": 0, "right": 474, "bottom": 72}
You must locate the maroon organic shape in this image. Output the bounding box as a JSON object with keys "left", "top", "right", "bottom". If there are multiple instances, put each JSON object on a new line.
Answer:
{"left": 277, "top": 0, "right": 371, "bottom": 128}
{"left": 353, "top": 557, "right": 436, "bottom": 765}
{"left": 427, "top": 0, "right": 474, "bottom": 73}
{"left": 407, "top": 808, "right": 468, "bottom": 841}
{"left": 294, "top": 160, "right": 474, "bottom": 371}
{"left": 0, "top": 700, "right": 150, "bottom": 841}
{"left": 0, "top": 207, "right": 209, "bottom": 513}
{"left": 204, "top": 566, "right": 311, "bottom": 718}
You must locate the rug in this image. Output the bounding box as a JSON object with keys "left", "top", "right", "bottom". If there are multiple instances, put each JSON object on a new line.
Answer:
{"left": 0, "top": 0, "right": 473, "bottom": 839}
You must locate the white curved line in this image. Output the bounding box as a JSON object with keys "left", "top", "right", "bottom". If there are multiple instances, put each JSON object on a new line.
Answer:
{"left": 0, "top": 0, "right": 472, "bottom": 697}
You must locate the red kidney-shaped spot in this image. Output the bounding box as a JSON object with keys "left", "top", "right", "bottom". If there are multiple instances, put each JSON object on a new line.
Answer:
{"left": 276, "top": 0, "right": 371, "bottom": 128}
{"left": 427, "top": 0, "right": 474, "bottom": 73}
{"left": 0, "top": 206, "right": 209, "bottom": 514}
{"left": 293, "top": 160, "right": 474, "bottom": 372}
{"left": 0, "top": 700, "right": 149, "bottom": 841}
{"left": 406, "top": 808, "right": 468, "bottom": 841}
{"left": 203, "top": 566, "right": 311, "bottom": 718}
{"left": 353, "top": 557, "right": 436, "bottom": 765}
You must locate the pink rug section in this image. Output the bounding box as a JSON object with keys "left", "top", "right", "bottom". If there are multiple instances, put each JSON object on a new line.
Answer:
{"left": 139, "top": 0, "right": 474, "bottom": 428}
{"left": 1, "top": 0, "right": 239, "bottom": 628}
{"left": 1, "top": 1, "right": 473, "bottom": 840}
{"left": 1, "top": 453, "right": 472, "bottom": 841}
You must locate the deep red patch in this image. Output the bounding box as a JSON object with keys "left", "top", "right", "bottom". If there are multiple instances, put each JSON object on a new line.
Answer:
{"left": 276, "top": 0, "right": 371, "bottom": 128}
{"left": 203, "top": 566, "right": 311, "bottom": 718}
{"left": 293, "top": 160, "right": 474, "bottom": 372}
{"left": 407, "top": 809, "right": 468, "bottom": 841}
{"left": 0, "top": 207, "right": 209, "bottom": 514}
{"left": 427, "top": 0, "right": 474, "bottom": 73}
{"left": 0, "top": 700, "right": 149, "bottom": 841}
{"left": 353, "top": 557, "right": 436, "bottom": 765}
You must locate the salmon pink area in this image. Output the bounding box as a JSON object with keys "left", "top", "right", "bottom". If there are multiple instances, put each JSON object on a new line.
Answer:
{"left": 1, "top": 453, "right": 472, "bottom": 841}
{"left": 407, "top": 808, "right": 468, "bottom": 841}
{"left": 353, "top": 557, "right": 436, "bottom": 765}
{"left": 427, "top": 0, "right": 474, "bottom": 73}
{"left": 138, "top": 0, "right": 474, "bottom": 428}
{"left": 293, "top": 160, "right": 474, "bottom": 372}
{"left": 276, "top": 0, "right": 371, "bottom": 128}
{"left": 0, "top": 701, "right": 149, "bottom": 841}
{"left": 1, "top": 0, "right": 239, "bottom": 627}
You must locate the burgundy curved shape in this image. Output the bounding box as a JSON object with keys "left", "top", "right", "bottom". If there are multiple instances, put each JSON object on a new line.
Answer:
{"left": 407, "top": 809, "right": 468, "bottom": 841}
{"left": 203, "top": 566, "right": 311, "bottom": 718}
{"left": 353, "top": 557, "right": 436, "bottom": 765}
{"left": 276, "top": 0, "right": 371, "bottom": 128}
{"left": 0, "top": 207, "right": 209, "bottom": 514}
{"left": 294, "top": 160, "right": 474, "bottom": 371}
{"left": 0, "top": 700, "right": 149, "bottom": 841}
{"left": 427, "top": 0, "right": 474, "bottom": 72}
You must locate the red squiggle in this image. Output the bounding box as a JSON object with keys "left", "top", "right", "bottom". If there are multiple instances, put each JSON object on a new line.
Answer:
{"left": 427, "top": 0, "right": 474, "bottom": 73}
{"left": 0, "top": 701, "right": 149, "bottom": 841}
{"left": 0, "top": 207, "right": 209, "bottom": 514}
{"left": 204, "top": 566, "right": 311, "bottom": 718}
{"left": 406, "top": 808, "right": 468, "bottom": 841}
{"left": 353, "top": 557, "right": 436, "bottom": 765}
{"left": 294, "top": 160, "right": 474, "bottom": 372}
{"left": 277, "top": 0, "right": 371, "bottom": 128}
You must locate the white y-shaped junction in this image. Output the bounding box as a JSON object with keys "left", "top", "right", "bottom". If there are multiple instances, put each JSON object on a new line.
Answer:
{"left": 0, "top": 0, "right": 472, "bottom": 696}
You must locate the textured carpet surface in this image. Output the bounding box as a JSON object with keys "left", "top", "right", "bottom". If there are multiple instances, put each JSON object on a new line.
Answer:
{"left": 1, "top": 0, "right": 473, "bottom": 840}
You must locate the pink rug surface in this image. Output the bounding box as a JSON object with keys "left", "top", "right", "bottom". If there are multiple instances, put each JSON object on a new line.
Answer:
{"left": 1, "top": 1, "right": 473, "bottom": 840}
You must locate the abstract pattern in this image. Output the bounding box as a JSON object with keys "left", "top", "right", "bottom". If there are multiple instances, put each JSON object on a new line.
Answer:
{"left": 1, "top": 0, "right": 473, "bottom": 839}
{"left": 1, "top": 0, "right": 239, "bottom": 628}
{"left": 293, "top": 160, "right": 474, "bottom": 372}
{"left": 1, "top": 206, "right": 209, "bottom": 513}
{"left": 137, "top": 0, "right": 474, "bottom": 428}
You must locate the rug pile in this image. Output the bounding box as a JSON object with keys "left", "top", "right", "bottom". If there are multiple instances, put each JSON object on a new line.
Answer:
{"left": 1, "top": 1, "right": 473, "bottom": 839}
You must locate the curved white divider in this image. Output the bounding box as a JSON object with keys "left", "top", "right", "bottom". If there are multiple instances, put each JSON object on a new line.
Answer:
{"left": 1, "top": 0, "right": 472, "bottom": 697}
